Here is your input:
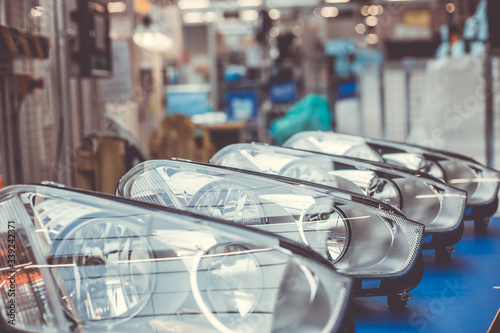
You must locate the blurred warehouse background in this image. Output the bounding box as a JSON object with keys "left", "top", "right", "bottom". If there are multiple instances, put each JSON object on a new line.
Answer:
{"left": 0, "top": 0, "right": 499, "bottom": 193}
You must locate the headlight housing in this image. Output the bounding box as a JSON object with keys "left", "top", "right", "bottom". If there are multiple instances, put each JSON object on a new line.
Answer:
{"left": 0, "top": 185, "right": 351, "bottom": 333}
{"left": 118, "top": 160, "right": 424, "bottom": 279}
{"left": 284, "top": 131, "right": 500, "bottom": 206}
{"left": 210, "top": 143, "right": 467, "bottom": 233}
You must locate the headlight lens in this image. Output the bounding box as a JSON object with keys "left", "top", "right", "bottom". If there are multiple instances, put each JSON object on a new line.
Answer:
{"left": 439, "top": 159, "right": 500, "bottom": 205}
{"left": 420, "top": 160, "right": 446, "bottom": 181}
{"left": 0, "top": 185, "right": 351, "bottom": 333}
{"left": 383, "top": 154, "right": 499, "bottom": 206}
{"left": 51, "top": 217, "right": 154, "bottom": 326}
{"left": 368, "top": 177, "right": 401, "bottom": 208}
{"left": 345, "top": 145, "right": 384, "bottom": 162}
{"left": 189, "top": 181, "right": 265, "bottom": 225}
{"left": 118, "top": 160, "right": 425, "bottom": 278}
{"left": 279, "top": 160, "right": 364, "bottom": 195}
{"left": 381, "top": 153, "right": 500, "bottom": 206}
{"left": 211, "top": 143, "right": 466, "bottom": 233}
{"left": 281, "top": 160, "right": 329, "bottom": 184}
{"left": 382, "top": 153, "right": 446, "bottom": 182}
{"left": 302, "top": 204, "right": 349, "bottom": 262}
{"left": 283, "top": 131, "right": 382, "bottom": 162}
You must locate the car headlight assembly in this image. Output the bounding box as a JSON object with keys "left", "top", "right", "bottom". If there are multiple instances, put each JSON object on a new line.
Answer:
{"left": 118, "top": 160, "right": 424, "bottom": 281}
{"left": 434, "top": 158, "right": 499, "bottom": 205}
{"left": 380, "top": 153, "right": 446, "bottom": 182}
{"left": 210, "top": 143, "right": 467, "bottom": 234}
{"left": 0, "top": 185, "right": 352, "bottom": 333}
{"left": 284, "top": 131, "right": 500, "bottom": 207}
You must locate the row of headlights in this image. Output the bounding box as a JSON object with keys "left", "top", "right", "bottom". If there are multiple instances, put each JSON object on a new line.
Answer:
{"left": 284, "top": 131, "right": 500, "bottom": 207}
{"left": 1, "top": 131, "right": 498, "bottom": 333}
{"left": 210, "top": 142, "right": 468, "bottom": 233}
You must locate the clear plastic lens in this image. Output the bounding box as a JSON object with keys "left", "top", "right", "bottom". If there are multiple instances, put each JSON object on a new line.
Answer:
{"left": 368, "top": 177, "right": 401, "bottom": 208}
{"left": 331, "top": 205, "right": 422, "bottom": 277}
{"left": 189, "top": 181, "right": 265, "bottom": 226}
{"left": 383, "top": 154, "right": 445, "bottom": 182}
{"left": 279, "top": 160, "right": 364, "bottom": 194}
{"left": 441, "top": 160, "right": 500, "bottom": 205}
{"left": 118, "top": 160, "right": 425, "bottom": 278}
{"left": 446, "top": 161, "right": 479, "bottom": 196}
{"left": 191, "top": 243, "right": 265, "bottom": 332}
{"left": 391, "top": 155, "right": 499, "bottom": 206}
{"left": 420, "top": 160, "right": 445, "bottom": 181}
{"left": 468, "top": 166, "right": 500, "bottom": 205}
{"left": 189, "top": 243, "right": 335, "bottom": 333}
{"left": 302, "top": 204, "right": 348, "bottom": 262}
{"left": 280, "top": 160, "right": 330, "bottom": 184}
{"left": 345, "top": 145, "right": 383, "bottom": 162}
{"left": 379, "top": 153, "right": 423, "bottom": 173}
{"left": 51, "top": 219, "right": 154, "bottom": 325}
{"left": 271, "top": 263, "right": 319, "bottom": 331}
{"left": 0, "top": 196, "right": 67, "bottom": 331}
{"left": 283, "top": 131, "right": 382, "bottom": 162}
{"left": 0, "top": 186, "right": 352, "bottom": 333}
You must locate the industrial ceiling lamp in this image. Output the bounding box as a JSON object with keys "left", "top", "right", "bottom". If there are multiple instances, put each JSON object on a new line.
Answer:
{"left": 133, "top": 15, "right": 174, "bottom": 52}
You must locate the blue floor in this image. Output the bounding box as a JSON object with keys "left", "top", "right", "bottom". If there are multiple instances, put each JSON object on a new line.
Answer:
{"left": 353, "top": 218, "right": 500, "bottom": 333}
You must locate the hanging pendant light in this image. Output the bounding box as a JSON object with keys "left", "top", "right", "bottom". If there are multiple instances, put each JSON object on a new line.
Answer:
{"left": 133, "top": 15, "right": 174, "bottom": 52}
